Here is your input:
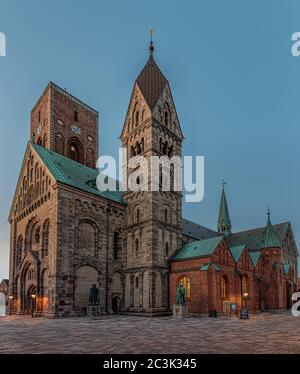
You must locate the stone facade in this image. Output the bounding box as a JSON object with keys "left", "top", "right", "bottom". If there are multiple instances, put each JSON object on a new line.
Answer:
{"left": 8, "top": 45, "right": 298, "bottom": 317}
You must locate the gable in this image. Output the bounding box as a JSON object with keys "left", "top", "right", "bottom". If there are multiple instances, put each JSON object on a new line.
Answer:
{"left": 31, "top": 143, "right": 124, "bottom": 204}
{"left": 120, "top": 83, "right": 152, "bottom": 139}
{"left": 8, "top": 143, "right": 56, "bottom": 221}
{"left": 226, "top": 222, "right": 290, "bottom": 251}
{"left": 172, "top": 236, "right": 223, "bottom": 261}
{"left": 152, "top": 83, "right": 183, "bottom": 139}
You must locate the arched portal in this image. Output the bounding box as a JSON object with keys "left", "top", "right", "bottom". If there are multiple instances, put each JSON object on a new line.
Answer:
{"left": 74, "top": 265, "right": 99, "bottom": 315}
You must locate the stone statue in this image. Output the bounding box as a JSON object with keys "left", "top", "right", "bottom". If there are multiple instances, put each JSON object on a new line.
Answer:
{"left": 89, "top": 284, "right": 99, "bottom": 306}
{"left": 176, "top": 282, "right": 185, "bottom": 305}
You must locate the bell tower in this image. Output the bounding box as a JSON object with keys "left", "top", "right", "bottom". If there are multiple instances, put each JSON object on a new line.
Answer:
{"left": 30, "top": 82, "right": 99, "bottom": 169}
{"left": 121, "top": 40, "right": 184, "bottom": 314}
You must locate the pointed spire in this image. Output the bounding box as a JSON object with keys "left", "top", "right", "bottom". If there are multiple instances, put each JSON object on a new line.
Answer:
{"left": 217, "top": 181, "right": 232, "bottom": 237}
{"left": 135, "top": 30, "right": 168, "bottom": 111}
{"left": 257, "top": 207, "right": 281, "bottom": 249}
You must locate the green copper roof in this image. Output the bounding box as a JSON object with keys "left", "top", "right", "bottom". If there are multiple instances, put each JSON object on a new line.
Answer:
{"left": 229, "top": 245, "right": 245, "bottom": 263}
{"left": 32, "top": 143, "right": 124, "bottom": 205}
{"left": 257, "top": 212, "right": 281, "bottom": 250}
{"left": 217, "top": 185, "right": 232, "bottom": 236}
{"left": 199, "top": 263, "right": 221, "bottom": 271}
{"left": 283, "top": 263, "right": 290, "bottom": 275}
{"left": 226, "top": 222, "right": 289, "bottom": 251}
{"left": 173, "top": 236, "right": 223, "bottom": 261}
{"left": 249, "top": 251, "right": 261, "bottom": 267}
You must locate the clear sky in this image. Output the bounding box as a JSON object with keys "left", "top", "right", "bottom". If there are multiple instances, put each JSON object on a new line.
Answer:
{"left": 0, "top": 0, "right": 299, "bottom": 280}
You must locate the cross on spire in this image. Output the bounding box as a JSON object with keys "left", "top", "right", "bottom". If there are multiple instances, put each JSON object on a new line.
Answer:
{"left": 149, "top": 28, "right": 155, "bottom": 55}
{"left": 222, "top": 179, "right": 227, "bottom": 189}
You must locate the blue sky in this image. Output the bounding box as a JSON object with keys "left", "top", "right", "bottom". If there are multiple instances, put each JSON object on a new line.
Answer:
{"left": 0, "top": 0, "right": 299, "bottom": 279}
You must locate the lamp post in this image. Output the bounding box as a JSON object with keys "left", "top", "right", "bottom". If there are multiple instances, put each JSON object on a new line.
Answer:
{"left": 240, "top": 292, "right": 249, "bottom": 319}
{"left": 31, "top": 294, "right": 36, "bottom": 318}
{"left": 8, "top": 296, "right": 13, "bottom": 316}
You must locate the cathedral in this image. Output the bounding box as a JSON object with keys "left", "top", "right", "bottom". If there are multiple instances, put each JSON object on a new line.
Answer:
{"left": 8, "top": 42, "right": 298, "bottom": 317}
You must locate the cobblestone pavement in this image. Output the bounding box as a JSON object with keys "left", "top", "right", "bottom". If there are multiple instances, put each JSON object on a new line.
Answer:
{"left": 0, "top": 312, "right": 299, "bottom": 354}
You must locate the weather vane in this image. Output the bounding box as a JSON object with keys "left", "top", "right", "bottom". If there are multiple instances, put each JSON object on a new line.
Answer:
{"left": 149, "top": 29, "right": 155, "bottom": 54}
{"left": 222, "top": 179, "right": 227, "bottom": 188}
{"left": 150, "top": 28, "right": 155, "bottom": 43}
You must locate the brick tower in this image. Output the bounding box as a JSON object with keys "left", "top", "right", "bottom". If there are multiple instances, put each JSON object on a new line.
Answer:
{"left": 121, "top": 41, "right": 184, "bottom": 314}
{"left": 30, "top": 82, "right": 99, "bottom": 168}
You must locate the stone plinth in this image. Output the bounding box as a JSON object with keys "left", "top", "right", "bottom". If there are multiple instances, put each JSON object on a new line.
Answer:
{"left": 172, "top": 304, "right": 188, "bottom": 318}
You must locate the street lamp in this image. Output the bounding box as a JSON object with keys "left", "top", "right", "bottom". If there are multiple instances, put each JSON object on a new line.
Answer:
{"left": 243, "top": 292, "right": 249, "bottom": 308}
{"left": 31, "top": 294, "right": 36, "bottom": 318}
{"left": 240, "top": 292, "right": 249, "bottom": 319}
{"left": 8, "top": 296, "right": 13, "bottom": 316}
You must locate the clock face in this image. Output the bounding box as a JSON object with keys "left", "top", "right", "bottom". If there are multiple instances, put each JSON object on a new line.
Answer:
{"left": 37, "top": 125, "right": 42, "bottom": 135}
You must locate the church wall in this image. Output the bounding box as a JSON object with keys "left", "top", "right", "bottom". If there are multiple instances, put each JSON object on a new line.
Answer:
{"left": 55, "top": 184, "right": 125, "bottom": 316}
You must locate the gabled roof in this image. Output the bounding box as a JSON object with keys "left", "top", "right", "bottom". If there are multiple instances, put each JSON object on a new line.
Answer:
{"left": 172, "top": 236, "right": 223, "bottom": 261}
{"left": 226, "top": 222, "right": 289, "bottom": 251}
{"left": 249, "top": 251, "right": 261, "bottom": 267}
{"left": 182, "top": 218, "right": 220, "bottom": 240}
{"left": 136, "top": 55, "right": 168, "bottom": 111}
{"left": 229, "top": 245, "right": 245, "bottom": 263}
{"left": 257, "top": 213, "right": 281, "bottom": 249}
{"left": 199, "top": 263, "right": 221, "bottom": 272}
{"left": 32, "top": 143, "right": 124, "bottom": 205}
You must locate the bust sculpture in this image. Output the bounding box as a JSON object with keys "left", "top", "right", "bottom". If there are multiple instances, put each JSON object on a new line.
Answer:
{"left": 176, "top": 282, "right": 185, "bottom": 305}
{"left": 89, "top": 284, "right": 99, "bottom": 306}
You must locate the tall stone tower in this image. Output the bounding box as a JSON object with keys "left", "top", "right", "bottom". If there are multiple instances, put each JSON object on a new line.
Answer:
{"left": 30, "top": 82, "right": 99, "bottom": 168}
{"left": 121, "top": 41, "right": 184, "bottom": 314}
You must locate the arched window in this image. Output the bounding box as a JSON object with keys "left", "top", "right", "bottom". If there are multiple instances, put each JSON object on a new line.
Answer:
{"left": 43, "top": 134, "right": 47, "bottom": 147}
{"left": 165, "top": 242, "right": 169, "bottom": 257}
{"left": 77, "top": 220, "right": 98, "bottom": 258}
{"left": 74, "top": 111, "right": 78, "bottom": 122}
{"left": 164, "top": 111, "right": 169, "bottom": 126}
{"left": 135, "top": 111, "right": 139, "bottom": 127}
{"left": 159, "top": 138, "right": 163, "bottom": 153}
{"left": 242, "top": 274, "right": 249, "bottom": 295}
{"left": 35, "top": 227, "right": 40, "bottom": 244}
{"left": 16, "top": 236, "right": 23, "bottom": 267}
{"left": 135, "top": 238, "right": 139, "bottom": 256}
{"left": 68, "top": 139, "right": 83, "bottom": 163}
{"left": 135, "top": 276, "right": 139, "bottom": 288}
{"left": 136, "top": 141, "right": 141, "bottom": 155}
{"left": 42, "top": 220, "right": 50, "bottom": 258}
{"left": 164, "top": 208, "right": 168, "bottom": 223}
{"left": 55, "top": 133, "right": 65, "bottom": 155}
{"left": 86, "top": 148, "right": 95, "bottom": 168}
{"left": 221, "top": 275, "right": 229, "bottom": 300}
{"left": 113, "top": 232, "right": 121, "bottom": 260}
{"left": 141, "top": 138, "right": 144, "bottom": 152}
{"left": 136, "top": 209, "right": 140, "bottom": 223}
{"left": 178, "top": 276, "right": 191, "bottom": 299}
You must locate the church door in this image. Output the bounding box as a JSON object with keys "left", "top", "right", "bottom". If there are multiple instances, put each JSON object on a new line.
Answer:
{"left": 112, "top": 296, "right": 121, "bottom": 314}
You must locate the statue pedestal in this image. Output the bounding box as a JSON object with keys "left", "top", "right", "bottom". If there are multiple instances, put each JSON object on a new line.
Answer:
{"left": 87, "top": 305, "right": 101, "bottom": 318}
{"left": 172, "top": 304, "right": 188, "bottom": 319}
